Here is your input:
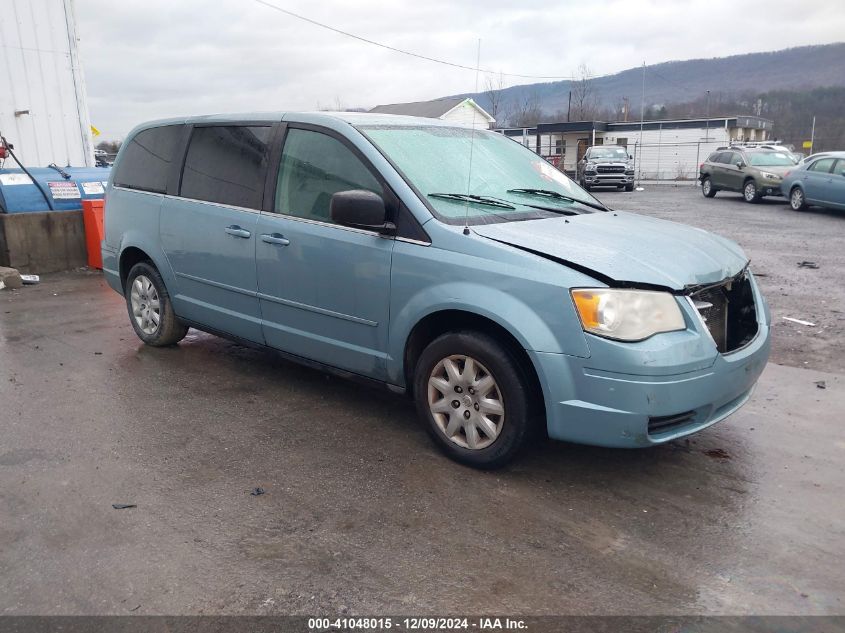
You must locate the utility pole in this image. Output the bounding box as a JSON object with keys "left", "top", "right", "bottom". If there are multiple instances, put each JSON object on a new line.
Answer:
{"left": 567, "top": 91, "right": 572, "bottom": 122}
{"left": 810, "top": 116, "right": 816, "bottom": 153}
{"left": 705, "top": 90, "right": 711, "bottom": 142}
{"left": 636, "top": 62, "right": 645, "bottom": 190}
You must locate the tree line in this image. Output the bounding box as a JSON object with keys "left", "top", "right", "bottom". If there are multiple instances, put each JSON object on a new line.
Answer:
{"left": 487, "top": 69, "right": 844, "bottom": 152}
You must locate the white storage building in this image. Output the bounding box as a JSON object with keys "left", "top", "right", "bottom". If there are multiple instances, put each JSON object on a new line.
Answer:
{"left": 0, "top": 0, "right": 95, "bottom": 167}
{"left": 500, "top": 116, "right": 775, "bottom": 180}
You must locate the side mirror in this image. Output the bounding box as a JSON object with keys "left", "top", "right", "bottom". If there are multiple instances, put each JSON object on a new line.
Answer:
{"left": 629, "top": 154, "right": 633, "bottom": 160}
{"left": 735, "top": 161, "right": 745, "bottom": 169}
{"left": 330, "top": 190, "right": 394, "bottom": 234}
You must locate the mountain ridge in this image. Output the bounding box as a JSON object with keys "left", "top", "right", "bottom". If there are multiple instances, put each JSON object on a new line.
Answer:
{"left": 452, "top": 43, "right": 845, "bottom": 122}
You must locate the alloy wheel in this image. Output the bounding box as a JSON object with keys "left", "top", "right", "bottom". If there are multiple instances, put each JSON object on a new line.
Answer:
{"left": 427, "top": 355, "right": 504, "bottom": 450}
{"left": 130, "top": 275, "right": 161, "bottom": 335}
{"left": 791, "top": 188, "right": 804, "bottom": 210}
{"left": 744, "top": 181, "right": 757, "bottom": 202}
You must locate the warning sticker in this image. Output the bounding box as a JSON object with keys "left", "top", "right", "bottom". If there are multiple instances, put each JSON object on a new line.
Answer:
{"left": 0, "top": 173, "right": 33, "bottom": 186}
{"left": 48, "top": 181, "right": 81, "bottom": 200}
{"left": 81, "top": 181, "right": 105, "bottom": 195}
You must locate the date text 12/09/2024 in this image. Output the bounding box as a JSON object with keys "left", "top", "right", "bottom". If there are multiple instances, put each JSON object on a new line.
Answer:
{"left": 307, "top": 617, "right": 528, "bottom": 630}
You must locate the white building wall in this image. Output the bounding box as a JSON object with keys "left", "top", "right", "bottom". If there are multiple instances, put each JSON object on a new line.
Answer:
{"left": 0, "top": 0, "right": 94, "bottom": 167}
{"left": 607, "top": 126, "right": 731, "bottom": 180}
{"left": 441, "top": 101, "right": 493, "bottom": 130}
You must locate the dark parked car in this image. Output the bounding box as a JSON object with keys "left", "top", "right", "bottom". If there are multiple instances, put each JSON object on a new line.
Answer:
{"left": 781, "top": 151, "right": 845, "bottom": 212}
{"left": 699, "top": 148, "right": 797, "bottom": 203}
{"left": 577, "top": 145, "right": 635, "bottom": 191}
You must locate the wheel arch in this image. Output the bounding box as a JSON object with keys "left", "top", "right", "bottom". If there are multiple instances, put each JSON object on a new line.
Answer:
{"left": 119, "top": 246, "right": 152, "bottom": 291}
{"left": 116, "top": 233, "right": 177, "bottom": 295}
{"left": 402, "top": 309, "right": 545, "bottom": 417}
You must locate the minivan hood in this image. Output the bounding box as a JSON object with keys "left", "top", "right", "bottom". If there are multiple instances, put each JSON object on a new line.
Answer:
{"left": 473, "top": 211, "right": 748, "bottom": 291}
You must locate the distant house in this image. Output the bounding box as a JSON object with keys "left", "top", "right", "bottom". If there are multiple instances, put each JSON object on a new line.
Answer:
{"left": 370, "top": 97, "right": 495, "bottom": 130}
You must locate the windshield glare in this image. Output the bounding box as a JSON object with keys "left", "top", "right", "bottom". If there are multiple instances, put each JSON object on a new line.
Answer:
{"left": 358, "top": 125, "right": 602, "bottom": 225}
{"left": 748, "top": 151, "right": 797, "bottom": 167}
{"left": 589, "top": 147, "right": 628, "bottom": 160}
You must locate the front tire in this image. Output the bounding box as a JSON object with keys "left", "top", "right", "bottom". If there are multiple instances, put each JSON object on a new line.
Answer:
{"left": 701, "top": 177, "right": 717, "bottom": 198}
{"left": 125, "top": 261, "right": 188, "bottom": 346}
{"left": 625, "top": 183, "right": 634, "bottom": 192}
{"left": 743, "top": 179, "right": 761, "bottom": 203}
{"left": 790, "top": 186, "right": 807, "bottom": 211}
{"left": 413, "top": 331, "right": 534, "bottom": 469}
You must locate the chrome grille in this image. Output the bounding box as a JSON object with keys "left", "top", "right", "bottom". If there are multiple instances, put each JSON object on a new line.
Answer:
{"left": 597, "top": 165, "right": 625, "bottom": 173}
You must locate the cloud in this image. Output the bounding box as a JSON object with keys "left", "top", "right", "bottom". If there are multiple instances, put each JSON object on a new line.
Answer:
{"left": 75, "top": 0, "right": 845, "bottom": 139}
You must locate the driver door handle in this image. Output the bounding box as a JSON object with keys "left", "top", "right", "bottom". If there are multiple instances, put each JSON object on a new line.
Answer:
{"left": 261, "top": 233, "right": 290, "bottom": 246}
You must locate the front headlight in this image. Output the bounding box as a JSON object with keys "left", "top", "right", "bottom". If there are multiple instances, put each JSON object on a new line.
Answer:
{"left": 760, "top": 171, "right": 782, "bottom": 180}
{"left": 585, "top": 162, "right": 597, "bottom": 170}
{"left": 571, "top": 288, "right": 686, "bottom": 341}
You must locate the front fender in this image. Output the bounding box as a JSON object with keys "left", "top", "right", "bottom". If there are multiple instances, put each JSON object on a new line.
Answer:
{"left": 386, "top": 280, "right": 589, "bottom": 385}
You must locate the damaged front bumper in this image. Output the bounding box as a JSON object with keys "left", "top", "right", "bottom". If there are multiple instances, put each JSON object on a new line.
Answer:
{"left": 529, "top": 274, "right": 771, "bottom": 447}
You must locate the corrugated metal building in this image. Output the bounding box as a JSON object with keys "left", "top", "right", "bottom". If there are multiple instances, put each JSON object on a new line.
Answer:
{"left": 500, "top": 116, "right": 775, "bottom": 180}
{"left": 0, "top": 0, "right": 94, "bottom": 167}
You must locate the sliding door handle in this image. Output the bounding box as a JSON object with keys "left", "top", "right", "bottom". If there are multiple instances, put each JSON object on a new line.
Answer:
{"left": 224, "top": 225, "right": 251, "bottom": 238}
{"left": 260, "top": 233, "right": 290, "bottom": 246}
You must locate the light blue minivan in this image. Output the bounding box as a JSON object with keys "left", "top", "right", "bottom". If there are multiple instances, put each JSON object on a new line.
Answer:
{"left": 102, "top": 112, "right": 770, "bottom": 468}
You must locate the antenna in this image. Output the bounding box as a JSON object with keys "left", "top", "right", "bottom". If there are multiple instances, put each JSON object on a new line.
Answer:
{"left": 463, "top": 38, "right": 482, "bottom": 236}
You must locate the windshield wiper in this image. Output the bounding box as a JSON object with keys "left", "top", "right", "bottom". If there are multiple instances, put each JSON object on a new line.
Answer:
{"left": 428, "top": 193, "right": 516, "bottom": 210}
{"left": 506, "top": 188, "right": 609, "bottom": 212}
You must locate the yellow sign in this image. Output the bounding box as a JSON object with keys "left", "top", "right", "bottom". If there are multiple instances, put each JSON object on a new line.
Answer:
{"left": 802, "top": 140, "right": 812, "bottom": 149}
{"left": 90, "top": 125, "right": 101, "bottom": 137}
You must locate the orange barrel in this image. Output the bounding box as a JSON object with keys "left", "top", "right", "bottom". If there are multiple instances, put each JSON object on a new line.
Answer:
{"left": 82, "top": 199, "right": 105, "bottom": 269}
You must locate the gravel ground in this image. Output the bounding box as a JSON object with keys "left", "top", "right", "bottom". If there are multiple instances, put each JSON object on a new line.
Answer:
{"left": 593, "top": 183, "right": 845, "bottom": 373}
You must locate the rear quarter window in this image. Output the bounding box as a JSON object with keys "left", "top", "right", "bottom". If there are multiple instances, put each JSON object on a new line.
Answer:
{"left": 180, "top": 125, "right": 273, "bottom": 210}
{"left": 113, "top": 125, "right": 182, "bottom": 193}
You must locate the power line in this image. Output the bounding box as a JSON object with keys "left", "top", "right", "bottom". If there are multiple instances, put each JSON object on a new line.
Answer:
{"left": 252, "top": 0, "right": 576, "bottom": 81}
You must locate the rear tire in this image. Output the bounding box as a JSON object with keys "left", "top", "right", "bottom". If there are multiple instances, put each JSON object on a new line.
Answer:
{"left": 413, "top": 331, "right": 534, "bottom": 469}
{"left": 743, "top": 179, "right": 761, "bottom": 203}
{"left": 701, "top": 177, "right": 717, "bottom": 198}
{"left": 790, "top": 186, "right": 807, "bottom": 211}
{"left": 125, "top": 261, "right": 188, "bottom": 347}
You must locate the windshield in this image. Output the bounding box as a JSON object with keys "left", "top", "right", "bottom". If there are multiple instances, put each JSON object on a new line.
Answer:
{"left": 588, "top": 147, "right": 628, "bottom": 160}
{"left": 358, "top": 125, "right": 604, "bottom": 225}
{"left": 748, "top": 151, "right": 797, "bottom": 167}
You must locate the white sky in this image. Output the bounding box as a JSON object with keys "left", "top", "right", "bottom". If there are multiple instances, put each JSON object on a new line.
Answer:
{"left": 75, "top": 0, "right": 845, "bottom": 139}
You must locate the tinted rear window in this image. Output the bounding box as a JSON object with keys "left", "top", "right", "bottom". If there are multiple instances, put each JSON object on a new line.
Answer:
{"left": 180, "top": 126, "right": 273, "bottom": 209}
{"left": 114, "top": 125, "right": 182, "bottom": 193}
